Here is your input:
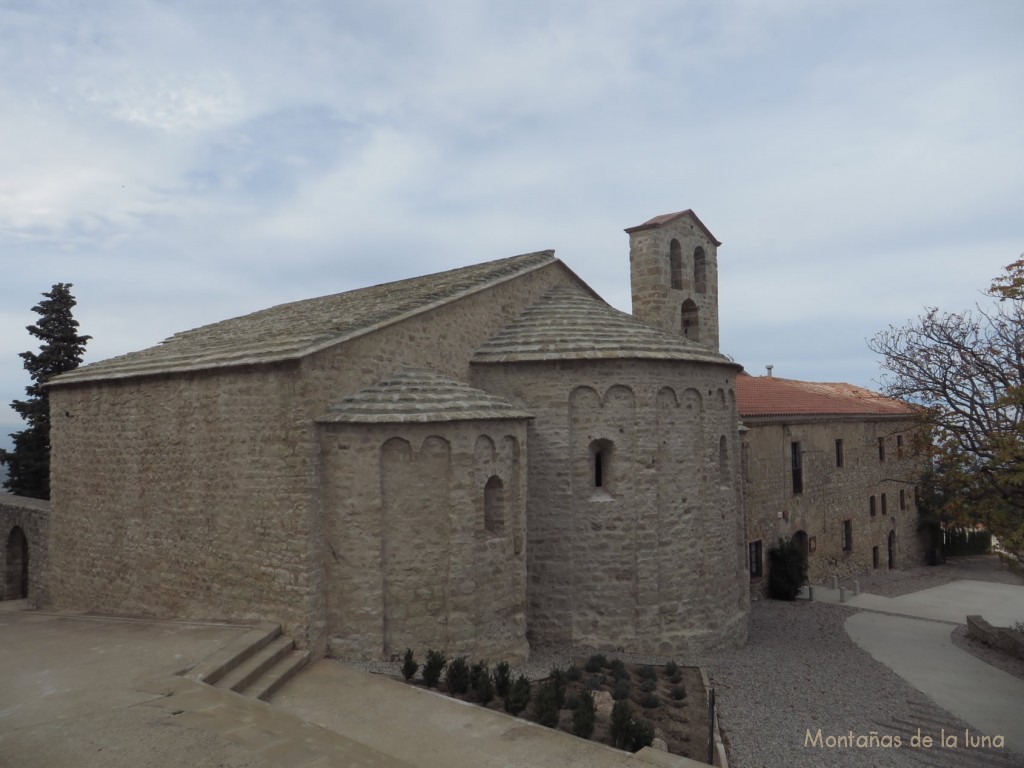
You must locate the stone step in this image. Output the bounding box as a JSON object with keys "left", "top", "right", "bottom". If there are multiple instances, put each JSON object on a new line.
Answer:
{"left": 215, "top": 635, "right": 295, "bottom": 693}
{"left": 246, "top": 648, "right": 311, "bottom": 701}
{"left": 186, "top": 622, "right": 281, "bottom": 685}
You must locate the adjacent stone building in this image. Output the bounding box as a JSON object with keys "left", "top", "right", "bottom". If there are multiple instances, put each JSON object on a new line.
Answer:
{"left": 737, "top": 373, "right": 927, "bottom": 593}
{"left": 45, "top": 209, "right": 751, "bottom": 661}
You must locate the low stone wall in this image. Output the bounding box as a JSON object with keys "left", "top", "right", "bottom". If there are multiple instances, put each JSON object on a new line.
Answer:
{"left": 966, "top": 615, "right": 1024, "bottom": 661}
{"left": 0, "top": 494, "right": 49, "bottom": 606}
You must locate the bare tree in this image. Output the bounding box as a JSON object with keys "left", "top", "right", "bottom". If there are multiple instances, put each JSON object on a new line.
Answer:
{"left": 869, "top": 258, "right": 1024, "bottom": 559}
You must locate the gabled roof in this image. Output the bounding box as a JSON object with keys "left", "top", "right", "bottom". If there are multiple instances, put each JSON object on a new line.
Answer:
{"left": 472, "top": 285, "right": 738, "bottom": 366}
{"left": 623, "top": 209, "right": 722, "bottom": 246}
{"left": 51, "top": 251, "right": 557, "bottom": 386}
{"left": 735, "top": 373, "right": 915, "bottom": 419}
{"left": 316, "top": 368, "right": 532, "bottom": 424}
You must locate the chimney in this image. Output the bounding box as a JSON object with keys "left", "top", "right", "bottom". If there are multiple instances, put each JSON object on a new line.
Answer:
{"left": 766, "top": 365, "right": 774, "bottom": 377}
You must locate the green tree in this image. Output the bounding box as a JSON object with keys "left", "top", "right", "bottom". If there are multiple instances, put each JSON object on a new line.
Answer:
{"left": 869, "top": 258, "right": 1024, "bottom": 560}
{"left": 0, "top": 284, "right": 90, "bottom": 499}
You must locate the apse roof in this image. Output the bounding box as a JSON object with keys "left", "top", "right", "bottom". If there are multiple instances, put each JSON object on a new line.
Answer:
{"left": 316, "top": 368, "right": 532, "bottom": 424}
{"left": 472, "top": 284, "right": 738, "bottom": 366}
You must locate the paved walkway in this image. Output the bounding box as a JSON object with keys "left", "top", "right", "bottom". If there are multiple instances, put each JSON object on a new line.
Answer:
{"left": 0, "top": 606, "right": 698, "bottom": 768}
{"left": 807, "top": 578, "right": 1024, "bottom": 755}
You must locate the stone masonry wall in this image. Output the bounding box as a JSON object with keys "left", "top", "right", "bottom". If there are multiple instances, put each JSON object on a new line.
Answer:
{"left": 0, "top": 495, "right": 49, "bottom": 605}
{"left": 473, "top": 358, "right": 748, "bottom": 656}
{"left": 48, "top": 365, "right": 317, "bottom": 645}
{"left": 743, "top": 417, "right": 927, "bottom": 593}
{"left": 318, "top": 420, "right": 529, "bottom": 663}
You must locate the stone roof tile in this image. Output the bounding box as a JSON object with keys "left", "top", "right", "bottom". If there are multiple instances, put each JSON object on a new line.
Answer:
{"left": 316, "top": 368, "right": 532, "bottom": 424}
{"left": 51, "top": 251, "right": 557, "bottom": 385}
{"left": 472, "top": 285, "right": 737, "bottom": 366}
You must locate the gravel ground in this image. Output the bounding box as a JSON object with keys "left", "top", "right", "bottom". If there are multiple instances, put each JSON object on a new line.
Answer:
{"left": 340, "top": 556, "right": 1024, "bottom": 767}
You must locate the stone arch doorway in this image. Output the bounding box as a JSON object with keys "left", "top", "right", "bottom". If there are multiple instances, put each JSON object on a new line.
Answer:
{"left": 791, "top": 530, "right": 809, "bottom": 558}
{"left": 5, "top": 526, "right": 28, "bottom": 600}
{"left": 887, "top": 530, "right": 896, "bottom": 570}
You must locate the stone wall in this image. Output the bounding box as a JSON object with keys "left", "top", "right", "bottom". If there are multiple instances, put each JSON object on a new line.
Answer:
{"left": 0, "top": 495, "right": 49, "bottom": 605}
{"left": 317, "top": 420, "right": 529, "bottom": 663}
{"left": 473, "top": 358, "right": 749, "bottom": 656}
{"left": 47, "top": 365, "right": 317, "bottom": 644}
{"left": 742, "top": 416, "right": 927, "bottom": 593}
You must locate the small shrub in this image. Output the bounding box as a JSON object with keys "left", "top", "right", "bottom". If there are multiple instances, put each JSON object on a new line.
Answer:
{"left": 610, "top": 659, "right": 629, "bottom": 681}
{"left": 669, "top": 671, "right": 683, "bottom": 685}
{"left": 533, "top": 680, "right": 561, "bottom": 728}
{"left": 670, "top": 685, "right": 687, "bottom": 700}
{"left": 768, "top": 537, "right": 809, "bottom": 600}
{"left": 610, "top": 700, "right": 633, "bottom": 749}
{"left": 401, "top": 648, "right": 418, "bottom": 681}
{"left": 469, "top": 660, "right": 488, "bottom": 690}
{"left": 612, "top": 679, "right": 631, "bottom": 701}
{"left": 474, "top": 667, "right": 495, "bottom": 705}
{"left": 585, "top": 673, "right": 605, "bottom": 690}
{"left": 505, "top": 674, "right": 532, "bottom": 716}
{"left": 1013, "top": 620, "right": 1024, "bottom": 634}
{"left": 422, "top": 649, "right": 446, "bottom": 688}
{"left": 548, "top": 668, "right": 567, "bottom": 709}
{"left": 584, "top": 654, "right": 607, "bottom": 673}
{"left": 565, "top": 664, "right": 582, "bottom": 682}
{"left": 629, "top": 716, "right": 655, "bottom": 751}
{"left": 639, "top": 665, "right": 657, "bottom": 681}
{"left": 664, "top": 660, "right": 679, "bottom": 678}
{"left": 564, "top": 693, "right": 580, "bottom": 710}
{"left": 640, "top": 677, "right": 657, "bottom": 693}
{"left": 640, "top": 693, "right": 659, "bottom": 709}
{"left": 446, "top": 656, "right": 470, "bottom": 694}
{"left": 493, "top": 661, "right": 512, "bottom": 697}
{"left": 572, "top": 688, "right": 596, "bottom": 739}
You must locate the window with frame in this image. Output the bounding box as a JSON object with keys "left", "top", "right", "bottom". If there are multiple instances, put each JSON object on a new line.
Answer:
{"left": 590, "top": 439, "right": 613, "bottom": 490}
{"left": 791, "top": 441, "right": 803, "bottom": 494}
{"left": 878, "top": 437, "right": 886, "bottom": 462}
{"left": 749, "top": 540, "right": 763, "bottom": 578}
{"left": 842, "top": 519, "right": 853, "bottom": 552}
{"left": 669, "top": 239, "right": 683, "bottom": 289}
{"left": 835, "top": 438, "right": 844, "bottom": 468}
{"left": 896, "top": 435, "right": 904, "bottom": 458}
{"left": 484, "top": 476, "right": 505, "bottom": 535}
{"left": 881, "top": 493, "right": 888, "bottom": 515}
{"left": 869, "top": 495, "right": 876, "bottom": 517}
{"left": 899, "top": 489, "right": 906, "bottom": 510}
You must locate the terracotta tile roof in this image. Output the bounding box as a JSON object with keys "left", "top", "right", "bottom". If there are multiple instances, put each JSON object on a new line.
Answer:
{"left": 472, "top": 284, "right": 739, "bottom": 366}
{"left": 51, "top": 251, "right": 557, "bottom": 385}
{"left": 316, "top": 368, "right": 532, "bottom": 424}
{"left": 623, "top": 209, "right": 722, "bottom": 246}
{"left": 735, "top": 373, "right": 915, "bottom": 419}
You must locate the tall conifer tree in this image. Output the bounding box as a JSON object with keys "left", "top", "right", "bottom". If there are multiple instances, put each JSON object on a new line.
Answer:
{"left": 1, "top": 284, "right": 90, "bottom": 499}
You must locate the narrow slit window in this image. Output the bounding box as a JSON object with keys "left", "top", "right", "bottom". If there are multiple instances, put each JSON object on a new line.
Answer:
{"left": 791, "top": 441, "right": 803, "bottom": 494}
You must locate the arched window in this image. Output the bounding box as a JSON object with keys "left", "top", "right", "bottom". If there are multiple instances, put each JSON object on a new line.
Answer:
{"left": 694, "top": 247, "right": 707, "bottom": 294}
{"left": 669, "top": 239, "right": 683, "bottom": 289}
{"left": 589, "top": 439, "right": 614, "bottom": 490}
{"left": 681, "top": 300, "right": 699, "bottom": 341}
{"left": 484, "top": 476, "right": 504, "bottom": 535}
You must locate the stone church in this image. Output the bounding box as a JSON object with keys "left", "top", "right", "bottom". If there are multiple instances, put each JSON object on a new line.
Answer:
{"left": 44, "top": 209, "right": 754, "bottom": 662}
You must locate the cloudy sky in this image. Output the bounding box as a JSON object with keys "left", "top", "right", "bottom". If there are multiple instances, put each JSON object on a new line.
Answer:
{"left": 2, "top": 0, "right": 1022, "bottom": 438}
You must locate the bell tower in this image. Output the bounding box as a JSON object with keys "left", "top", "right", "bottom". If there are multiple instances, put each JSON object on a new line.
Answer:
{"left": 626, "top": 209, "right": 721, "bottom": 353}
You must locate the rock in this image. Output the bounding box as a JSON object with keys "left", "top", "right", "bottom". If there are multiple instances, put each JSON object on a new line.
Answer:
{"left": 593, "top": 690, "right": 613, "bottom": 717}
{"left": 651, "top": 738, "right": 669, "bottom": 752}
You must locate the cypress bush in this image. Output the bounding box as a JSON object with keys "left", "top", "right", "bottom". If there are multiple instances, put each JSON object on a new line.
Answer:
{"left": 572, "top": 688, "right": 596, "bottom": 739}
{"left": 505, "top": 674, "right": 532, "bottom": 716}
{"left": 493, "top": 661, "right": 512, "bottom": 697}
{"left": 422, "top": 649, "right": 447, "bottom": 688}
{"left": 533, "top": 680, "right": 561, "bottom": 728}
{"left": 446, "top": 656, "right": 470, "bottom": 694}
{"left": 401, "top": 648, "right": 418, "bottom": 681}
